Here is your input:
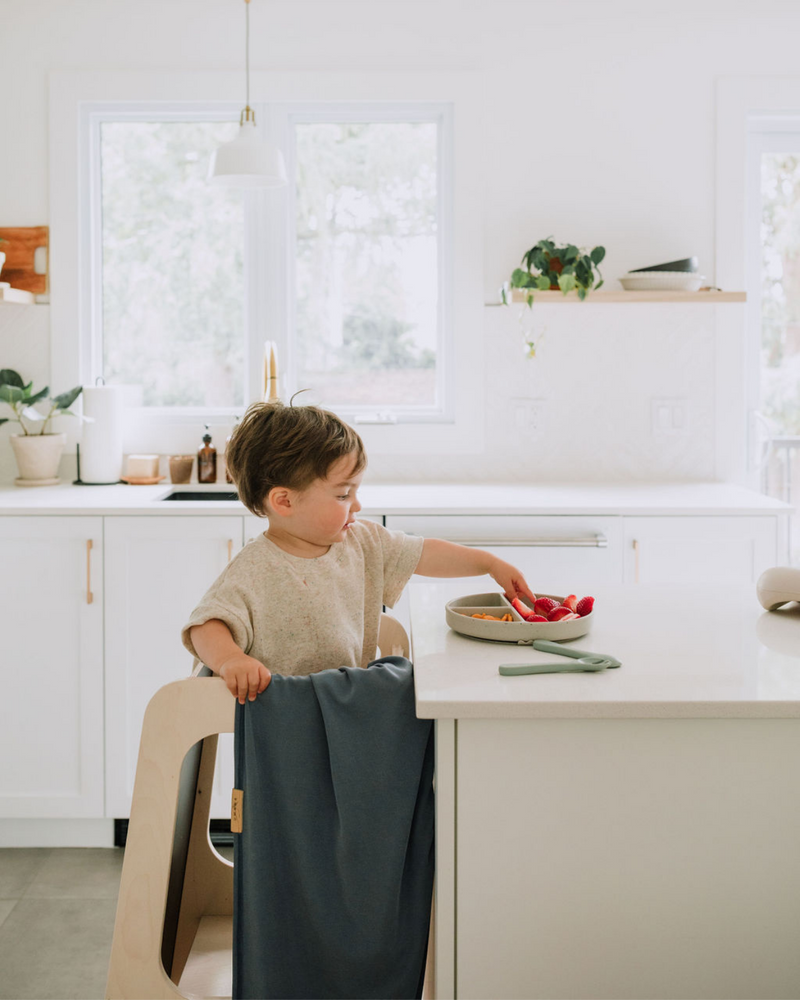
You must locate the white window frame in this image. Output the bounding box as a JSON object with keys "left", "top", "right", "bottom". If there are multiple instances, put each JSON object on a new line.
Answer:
{"left": 50, "top": 71, "right": 484, "bottom": 457}
{"left": 717, "top": 77, "right": 800, "bottom": 488}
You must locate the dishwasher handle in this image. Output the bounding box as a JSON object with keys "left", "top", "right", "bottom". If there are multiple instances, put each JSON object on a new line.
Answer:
{"left": 459, "top": 535, "right": 607, "bottom": 549}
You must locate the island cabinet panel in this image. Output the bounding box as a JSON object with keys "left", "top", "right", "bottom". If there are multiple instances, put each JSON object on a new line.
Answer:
{"left": 623, "top": 515, "right": 778, "bottom": 584}
{"left": 104, "top": 516, "right": 244, "bottom": 819}
{"left": 455, "top": 718, "right": 800, "bottom": 1000}
{"left": 0, "top": 517, "right": 104, "bottom": 818}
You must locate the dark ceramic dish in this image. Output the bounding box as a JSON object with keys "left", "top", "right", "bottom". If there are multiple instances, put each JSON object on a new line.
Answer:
{"left": 630, "top": 256, "right": 698, "bottom": 273}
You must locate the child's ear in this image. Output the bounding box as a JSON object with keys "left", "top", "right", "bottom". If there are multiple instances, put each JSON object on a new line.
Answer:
{"left": 267, "top": 486, "right": 294, "bottom": 517}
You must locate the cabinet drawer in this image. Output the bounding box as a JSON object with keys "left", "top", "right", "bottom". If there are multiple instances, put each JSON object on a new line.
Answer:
{"left": 385, "top": 515, "right": 623, "bottom": 586}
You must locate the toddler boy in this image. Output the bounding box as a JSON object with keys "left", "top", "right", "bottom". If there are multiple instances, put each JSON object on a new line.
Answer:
{"left": 182, "top": 400, "right": 536, "bottom": 703}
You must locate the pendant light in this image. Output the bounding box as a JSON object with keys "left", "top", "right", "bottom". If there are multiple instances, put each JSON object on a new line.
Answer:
{"left": 209, "top": 0, "right": 287, "bottom": 188}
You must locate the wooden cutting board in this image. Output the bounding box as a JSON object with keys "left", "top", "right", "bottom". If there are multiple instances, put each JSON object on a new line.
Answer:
{"left": 0, "top": 226, "right": 48, "bottom": 294}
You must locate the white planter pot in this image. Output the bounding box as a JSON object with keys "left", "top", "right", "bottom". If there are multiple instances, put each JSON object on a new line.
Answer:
{"left": 9, "top": 433, "right": 68, "bottom": 486}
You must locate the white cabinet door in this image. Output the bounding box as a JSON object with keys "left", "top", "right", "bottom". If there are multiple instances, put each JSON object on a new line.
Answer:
{"left": 0, "top": 517, "right": 104, "bottom": 818}
{"left": 104, "top": 517, "right": 243, "bottom": 818}
{"left": 244, "top": 516, "right": 266, "bottom": 543}
{"left": 623, "top": 516, "right": 778, "bottom": 584}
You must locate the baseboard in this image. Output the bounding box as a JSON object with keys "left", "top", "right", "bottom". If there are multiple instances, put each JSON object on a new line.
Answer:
{"left": 0, "top": 818, "right": 115, "bottom": 847}
{"left": 114, "top": 818, "right": 233, "bottom": 848}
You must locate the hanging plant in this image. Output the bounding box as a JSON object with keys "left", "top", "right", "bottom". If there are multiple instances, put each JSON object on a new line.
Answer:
{"left": 501, "top": 237, "right": 606, "bottom": 307}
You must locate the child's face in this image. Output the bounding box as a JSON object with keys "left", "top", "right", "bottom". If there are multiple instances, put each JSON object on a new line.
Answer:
{"left": 270, "top": 452, "right": 364, "bottom": 550}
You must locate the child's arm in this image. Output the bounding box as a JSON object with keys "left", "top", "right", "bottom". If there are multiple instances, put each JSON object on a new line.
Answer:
{"left": 414, "top": 538, "right": 537, "bottom": 604}
{"left": 190, "top": 619, "right": 271, "bottom": 704}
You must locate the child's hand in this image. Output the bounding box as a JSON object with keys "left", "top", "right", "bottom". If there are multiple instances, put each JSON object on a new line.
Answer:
{"left": 218, "top": 651, "right": 272, "bottom": 704}
{"left": 488, "top": 556, "right": 537, "bottom": 606}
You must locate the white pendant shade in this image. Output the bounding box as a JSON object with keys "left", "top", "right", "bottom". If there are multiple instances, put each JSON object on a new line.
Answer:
{"left": 209, "top": 119, "right": 287, "bottom": 188}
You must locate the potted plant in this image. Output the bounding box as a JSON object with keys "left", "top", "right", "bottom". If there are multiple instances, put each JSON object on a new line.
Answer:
{"left": 501, "top": 238, "right": 606, "bottom": 307}
{"left": 0, "top": 368, "right": 83, "bottom": 486}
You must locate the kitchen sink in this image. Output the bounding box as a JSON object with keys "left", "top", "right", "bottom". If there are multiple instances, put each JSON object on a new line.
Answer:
{"left": 157, "top": 489, "right": 240, "bottom": 502}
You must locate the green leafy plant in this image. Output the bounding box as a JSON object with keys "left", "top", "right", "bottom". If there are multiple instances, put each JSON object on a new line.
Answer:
{"left": 0, "top": 369, "right": 83, "bottom": 435}
{"left": 501, "top": 238, "right": 606, "bottom": 307}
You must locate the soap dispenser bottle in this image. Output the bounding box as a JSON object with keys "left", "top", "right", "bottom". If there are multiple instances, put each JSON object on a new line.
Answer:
{"left": 224, "top": 417, "right": 240, "bottom": 484}
{"left": 198, "top": 425, "right": 217, "bottom": 484}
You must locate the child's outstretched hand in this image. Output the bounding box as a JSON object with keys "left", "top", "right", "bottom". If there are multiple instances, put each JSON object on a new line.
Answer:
{"left": 488, "top": 556, "right": 537, "bottom": 607}
{"left": 218, "top": 651, "right": 272, "bottom": 704}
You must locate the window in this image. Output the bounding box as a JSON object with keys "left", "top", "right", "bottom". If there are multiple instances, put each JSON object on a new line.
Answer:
{"left": 291, "top": 117, "right": 443, "bottom": 414}
{"left": 98, "top": 118, "right": 245, "bottom": 408}
{"left": 54, "top": 72, "right": 482, "bottom": 456}
{"left": 85, "top": 101, "right": 451, "bottom": 422}
{"left": 746, "top": 119, "right": 800, "bottom": 565}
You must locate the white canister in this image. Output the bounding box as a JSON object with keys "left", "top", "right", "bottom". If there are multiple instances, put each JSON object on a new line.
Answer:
{"left": 80, "top": 385, "right": 124, "bottom": 484}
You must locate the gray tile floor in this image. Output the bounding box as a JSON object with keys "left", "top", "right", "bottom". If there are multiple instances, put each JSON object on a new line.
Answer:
{"left": 0, "top": 845, "right": 233, "bottom": 1000}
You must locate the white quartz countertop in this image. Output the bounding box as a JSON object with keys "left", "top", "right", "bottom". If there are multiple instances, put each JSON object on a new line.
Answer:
{"left": 408, "top": 577, "right": 800, "bottom": 719}
{"left": 0, "top": 480, "right": 792, "bottom": 516}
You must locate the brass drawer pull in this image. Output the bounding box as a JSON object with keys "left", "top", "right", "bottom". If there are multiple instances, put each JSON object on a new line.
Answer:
{"left": 86, "top": 539, "right": 94, "bottom": 605}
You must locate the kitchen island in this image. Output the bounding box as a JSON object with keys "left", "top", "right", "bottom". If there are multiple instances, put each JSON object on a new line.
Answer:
{"left": 409, "top": 578, "right": 800, "bottom": 1000}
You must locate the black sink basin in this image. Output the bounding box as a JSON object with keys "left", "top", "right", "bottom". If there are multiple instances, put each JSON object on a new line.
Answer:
{"left": 159, "top": 490, "right": 240, "bottom": 502}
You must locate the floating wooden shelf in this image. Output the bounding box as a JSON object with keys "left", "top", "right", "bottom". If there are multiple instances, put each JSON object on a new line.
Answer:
{"left": 509, "top": 288, "right": 746, "bottom": 304}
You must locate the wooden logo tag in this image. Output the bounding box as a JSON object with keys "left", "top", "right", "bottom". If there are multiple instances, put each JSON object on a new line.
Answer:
{"left": 231, "top": 788, "right": 243, "bottom": 833}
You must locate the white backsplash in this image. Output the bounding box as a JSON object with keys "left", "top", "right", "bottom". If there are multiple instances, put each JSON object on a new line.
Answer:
{"left": 0, "top": 301, "right": 720, "bottom": 487}
{"left": 364, "top": 302, "right": 717, "bottom": 483}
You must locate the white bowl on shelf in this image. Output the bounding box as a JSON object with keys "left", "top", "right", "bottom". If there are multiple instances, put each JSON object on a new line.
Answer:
{"left": 618, "top": 271, "right": 705, "bottom": 291}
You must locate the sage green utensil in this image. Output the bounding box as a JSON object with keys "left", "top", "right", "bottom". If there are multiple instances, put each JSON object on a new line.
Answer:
{"left": 499, "top": 638, "right": 621, "bottom": 675}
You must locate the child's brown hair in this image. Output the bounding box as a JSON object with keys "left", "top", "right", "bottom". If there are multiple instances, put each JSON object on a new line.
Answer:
{"left": 225, "top": 400, "right": 366, "bottom": 517}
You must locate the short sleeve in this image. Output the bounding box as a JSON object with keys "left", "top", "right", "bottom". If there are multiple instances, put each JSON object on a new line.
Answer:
{"left": 378, "top": 525, "right": 425, "bottom": 608}
{"left": 180, "top": 571, "right": 255, "bottom": 660}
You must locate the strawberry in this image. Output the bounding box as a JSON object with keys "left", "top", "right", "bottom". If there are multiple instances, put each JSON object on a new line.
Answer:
{"left": 548, "top": 605, "right": 574, "bottom": 621}
{"left": 528, "top": 614, "right": 549, "bottom": 622}
{"left": 576, "top": 596, "right": 595, "bottom": 617}
{"left": 533, "top": 597, "right": 558, "bottom": 617}
{"left": 511, "top": 597, "right": 535, "bottom": 620}
{"left": 560, "top": 612, "right": 580, "bottom": 621}
{"left": 562, "top": 594, "right": 578, "bottom": 612}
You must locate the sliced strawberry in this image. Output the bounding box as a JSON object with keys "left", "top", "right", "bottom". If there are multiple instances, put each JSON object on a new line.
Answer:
{"left": 548, "top": 605, "right": 574, "bottom": 621}
{"left": 511, "top": 597, "right": 535, "bottom": 619}
{"left": 528, "top": 614, "right": 549, "bottom": 622}
{"left": 533, "top": 597, "right": 558, "bottom": 617}
{"left": 560, "top": 612, "right": 580, "bottom": 621}
{"left": 562, "top": 594, "right": 578, "bottom": 612}
{"left": 576, "top": 596, "right": 595, "bottom": 617}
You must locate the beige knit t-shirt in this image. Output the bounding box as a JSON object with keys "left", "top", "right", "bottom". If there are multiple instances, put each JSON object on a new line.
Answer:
{"left": 181, "top": 518, "right": 424, "bottom": 676}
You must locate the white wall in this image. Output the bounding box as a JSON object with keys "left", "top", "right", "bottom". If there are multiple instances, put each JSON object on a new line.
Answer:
{"left": 1, "top": 0, "right": 798, "bottom": 485}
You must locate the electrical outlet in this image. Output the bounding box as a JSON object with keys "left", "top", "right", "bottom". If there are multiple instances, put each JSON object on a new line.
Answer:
{"left": 651, "top": 397, "right": 689, "bottom": 435}
{"left": 511, "top": 398, "right": 545, "bottom": 437}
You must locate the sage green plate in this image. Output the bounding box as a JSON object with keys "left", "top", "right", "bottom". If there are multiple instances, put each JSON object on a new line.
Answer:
{"left": 445, "top": 592, "right": 593, "bottom": 643}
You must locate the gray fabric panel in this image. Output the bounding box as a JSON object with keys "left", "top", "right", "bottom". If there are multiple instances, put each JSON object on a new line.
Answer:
{"left": 233, "top": 656, "right": 434, "bottom": 1000}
